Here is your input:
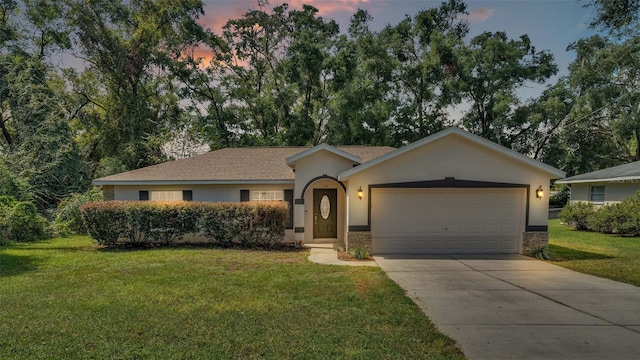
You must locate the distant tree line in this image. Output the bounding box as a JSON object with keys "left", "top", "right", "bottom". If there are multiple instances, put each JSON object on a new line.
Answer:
{"left": 0, "top": 0, "right": 637, "bottom": 225}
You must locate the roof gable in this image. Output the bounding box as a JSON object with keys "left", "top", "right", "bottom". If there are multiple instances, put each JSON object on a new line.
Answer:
{"left": 557, "top": 160, "right": 640, "bottom": 184}
{"left": 339, "top": 127, "right": 565, "bottom": 181}
{"left": 285, "top": 144, "right": 362, "bottom": 168}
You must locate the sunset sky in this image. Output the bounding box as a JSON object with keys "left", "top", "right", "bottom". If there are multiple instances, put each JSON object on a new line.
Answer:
{"left": 200, "top": 0, "right": 597, "bottom": 99}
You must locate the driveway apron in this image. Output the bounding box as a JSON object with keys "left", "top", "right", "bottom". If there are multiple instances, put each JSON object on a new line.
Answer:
{"left": 375, "top": 254, "right": 640, "bottom": 360}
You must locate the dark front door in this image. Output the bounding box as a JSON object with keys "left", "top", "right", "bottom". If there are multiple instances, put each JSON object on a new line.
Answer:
{"left": 313, "top": 189, "right": 337, "bottom": 238}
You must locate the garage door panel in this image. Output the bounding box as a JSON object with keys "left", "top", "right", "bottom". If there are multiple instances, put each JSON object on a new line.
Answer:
{"left": 372, "top": 188, "right": 525, "bottom": 254}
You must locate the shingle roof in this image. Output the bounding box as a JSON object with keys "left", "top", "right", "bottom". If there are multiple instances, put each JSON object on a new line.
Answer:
{"left": 556, "top": 161, "right": 640, "bottom": 184}
{"left": 93, "top": 146, "right": 395, "bottom": 185}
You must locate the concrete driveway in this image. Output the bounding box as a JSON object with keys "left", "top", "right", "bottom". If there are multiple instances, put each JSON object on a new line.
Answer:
{"left": 375, "top": 254, "right": 640, "bottom": 360}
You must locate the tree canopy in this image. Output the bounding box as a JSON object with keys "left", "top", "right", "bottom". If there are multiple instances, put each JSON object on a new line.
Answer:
{"left": 0, "top": 0, "right": 637, "bottom": 210}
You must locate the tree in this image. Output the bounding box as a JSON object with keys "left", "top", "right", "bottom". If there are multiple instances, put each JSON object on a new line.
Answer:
{"left": 63, "top": 0, "right": 207, "bottom": 171}
{"left": 381, "top": 0, "right": 468, "bottom": 145}
{"left": 454, "top": 31, "right": 558, "bottom": 145}
{"left": 324, "top": 9, "right": 394, "bottom": 146}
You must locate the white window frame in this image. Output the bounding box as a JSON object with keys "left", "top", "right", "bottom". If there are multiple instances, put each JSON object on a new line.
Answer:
{"left": 589, "top": 186, "right": 605, "bottom": 204}
{"left": 150, "top": 191, "right": 184, "bottom": 201}
{"left": 251, "top": 190, "right": 284, "bottom": 201}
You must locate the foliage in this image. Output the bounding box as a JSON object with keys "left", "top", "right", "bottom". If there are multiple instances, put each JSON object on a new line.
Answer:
{"left": 63, "top": 0, "right": 208, "bottom": 171}
{"left": 0, "top": 201, "right": 47, "bottom": 243}
{"left": 79, "top": 201, "right": 129, "bottom": 246}
{"left": 549, "top": 186, "right": 570, "bottom": 208}
{"left": 54, "top": 188, "right": 103, "bottom": 235}
{"left": 588, "top": 192, "right": 640, "bottom": 235}
{"left": 454, "top": 31, "right": 558, "bottom": 145}
{"left": 350, "top": 246, "right": 371, "bottom": 260}
{"left": 380, "top": 0, "right": 468, "bottom": 145}
{"left": 559, "top": 202, "right": 595, "bottom": 231}
{"left": 527, "top": 246, "right": 551, "bottom": 260}
{"left": 81, "top": 201, "right": 289, "bottom": 248}
{"left": 0, "top": 161, "right": 31, "bottom": 201}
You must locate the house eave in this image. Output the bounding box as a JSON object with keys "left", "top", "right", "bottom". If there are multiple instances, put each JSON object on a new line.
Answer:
{"left": 92, "top": 179, "right": 296, "bottom": 186}
{"left": 556, "top": 176, "right": 640, "bottom": 185}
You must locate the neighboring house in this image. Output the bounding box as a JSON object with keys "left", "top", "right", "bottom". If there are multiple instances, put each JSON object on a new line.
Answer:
{"left": 556, "top": 161, "right": 640, "bottom": 206}
{"left": 93, "top": 127, "right": 565, "bottom": 254}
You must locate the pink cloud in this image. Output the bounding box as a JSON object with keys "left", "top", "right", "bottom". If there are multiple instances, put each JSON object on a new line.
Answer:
{"left": 467, "top": 7, "right": 494, "bottom": 24}
{"left": 287, "top": 0, "right": 371, "bottom": 14}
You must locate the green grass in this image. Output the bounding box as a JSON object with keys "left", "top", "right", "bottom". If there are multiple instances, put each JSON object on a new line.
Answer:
{"left": 0, "top": 237, "right": 464, "bottom": 359}
{"left": 548, "top": 219, "right": 640, "bottom": 286}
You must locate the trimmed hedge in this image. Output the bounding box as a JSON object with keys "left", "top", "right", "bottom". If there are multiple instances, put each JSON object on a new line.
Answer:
{"left": 80, "top": 201, "right": 289, "bottom": 248}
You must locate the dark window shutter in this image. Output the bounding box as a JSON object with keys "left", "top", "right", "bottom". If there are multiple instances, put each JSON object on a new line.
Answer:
{"left": 182, "top": 190, "right": 193, "bottom": 201}
{"left": 284, "top": 189, "right": 293, "bottom": 229}
{"left": 240, "top": 189, "right": 250, "bottom": 202}
{"left": 139, "top": 191, "right": 149, "bottom": 201}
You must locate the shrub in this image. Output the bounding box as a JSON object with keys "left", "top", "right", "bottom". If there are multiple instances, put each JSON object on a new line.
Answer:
{"left": 54, "top": 188, "right": 103, "bottom": 235}
{"left": 350, "top": 246, "right": 371, "bottom": 260}
{"left": 81, "top": 201, "right": 289, "bottom": 248}
{"left": 124, "top": 201, "right": 200, "bottom": 245}
{"left": 200, "top": 201, "right": 288, "bottom": 247}
{"left": 80, "top": 201, "right": 129, "bottom": 246}
{"left": 3, "top": 202, "right": 47, "bottom": 242}
{"left": 559, "top": 202, "right": 595, "bottom": 231}
{"left": 589, "top": 192, "right": 640, "bottom": 236}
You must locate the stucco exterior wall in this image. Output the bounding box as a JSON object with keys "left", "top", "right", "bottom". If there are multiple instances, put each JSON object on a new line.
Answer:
{"left": 291, "top": 150, "right": 355, "bottom": 242}
{"left": 345, "top": 134, "right": 554, "bottom": 228}
{"left": 570, "top": 182, "right": 640, "bottom": 205}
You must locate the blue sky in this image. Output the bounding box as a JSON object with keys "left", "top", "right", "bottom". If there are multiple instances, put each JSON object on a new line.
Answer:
{"left": 202, "top": 0, "right": 598, "bottom": 100}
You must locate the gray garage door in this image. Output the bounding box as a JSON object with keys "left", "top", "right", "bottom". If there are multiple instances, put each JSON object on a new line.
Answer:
{"left": 371, "top": 188, "right": 525, "bottom": 254}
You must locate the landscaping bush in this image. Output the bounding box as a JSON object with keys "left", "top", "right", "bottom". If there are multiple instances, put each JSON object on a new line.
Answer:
{"left": 80, "top": 201, "right": 129, "bottom": 246}
{"left": 54, "top": 188, "right": 103, "bottom": 235}
{"left": 198, "top": 201, "right": 288, "bottom": 247}
{"left": 589, "top": 193, "right": 640, "bottom": 236}
{"left": 81, "top": 201, "right": 289, "bottom": 248}
{"left": 124, "top": 201, "right": 200, "bottom": 245}
{"left": 1, "top": 201, "right": 47, "bottom": 242}
{"left": 559, "top": 202, "right": 595, "bottom": 231}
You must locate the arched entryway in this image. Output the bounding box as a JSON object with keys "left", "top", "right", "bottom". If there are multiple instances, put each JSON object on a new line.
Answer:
{"left": 301, "top": 176, "right": 347, "bottom": 244}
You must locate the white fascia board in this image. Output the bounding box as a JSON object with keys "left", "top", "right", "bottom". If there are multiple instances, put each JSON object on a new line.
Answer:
{"left": 339, "top": 127, "right": 566, "bottom": 181}
{"left": 556, "top": 176, "right": 640, "bottom": 184}
{"left": 285, "top": 143, "right": 361, "bottom": 168}
{"left": 92, "top": 179, "right": 295, "bottom": 186}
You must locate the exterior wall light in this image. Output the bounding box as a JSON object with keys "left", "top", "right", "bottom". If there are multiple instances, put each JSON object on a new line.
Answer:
{"left": 357, "top": 186, "right": 364, "bottom": 200}
{"left": 536, "top": 185, "right": 544, "bottom": 199}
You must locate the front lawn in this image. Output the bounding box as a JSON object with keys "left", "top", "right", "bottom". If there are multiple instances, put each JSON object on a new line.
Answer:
{"left": 548, "top": 219, "right": 640, "bottom": 286}
{"left": 0, "top": 237, "right": 464, "bottom": 359}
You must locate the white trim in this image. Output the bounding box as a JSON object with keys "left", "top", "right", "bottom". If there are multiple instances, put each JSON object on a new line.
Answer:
{"left": 338, "top": 127, "right": 565, "bottom": 180}
{"left": 285, "top": 143, "right": 362, "bottom": 168}
{"left": 92, "top": 179, "right": 295, "bottom": 186}
{"left": 556, "top": 176, "right": 640, "bottom": 184}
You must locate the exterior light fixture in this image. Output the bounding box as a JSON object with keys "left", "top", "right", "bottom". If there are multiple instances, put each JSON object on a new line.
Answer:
{"left": 357, "top": 186, "right": 364, "bottom": 200}
{"left": 536, "top": 185, "right": 544, "bottom": 199}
